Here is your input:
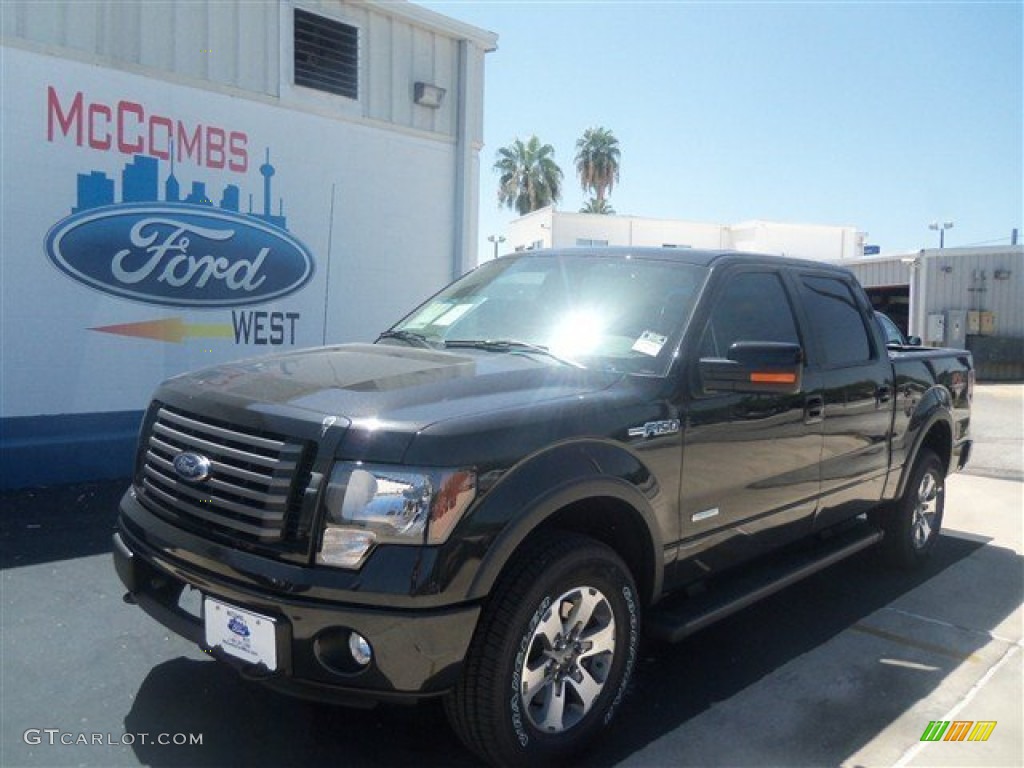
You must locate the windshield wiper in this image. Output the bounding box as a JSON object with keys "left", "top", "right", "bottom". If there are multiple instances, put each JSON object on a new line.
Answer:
{"left": 443, "top": 339, "right": 583, "bottom": 368}
{"left": 377, "top": 329, "right": 434, "bottom": 348}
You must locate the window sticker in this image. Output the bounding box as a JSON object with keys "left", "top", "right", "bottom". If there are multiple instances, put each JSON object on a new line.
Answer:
{"left": 404, "top": 302, "right": 453, "bottom": 329}
{"left": 433, "top": 302, "right": 476, "bottom": 327}
{"left": 632, "top": 330, "right": 667, "bottom": 357}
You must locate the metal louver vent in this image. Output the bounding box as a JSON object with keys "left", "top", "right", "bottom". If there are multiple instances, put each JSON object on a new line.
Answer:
{"left": 294, "top": 8, "right": 358, "bottom": 100}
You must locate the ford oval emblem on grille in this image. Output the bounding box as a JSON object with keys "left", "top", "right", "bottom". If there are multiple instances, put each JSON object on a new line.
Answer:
{"left": 173, "top": 452, "right": 212, "bottom": 483}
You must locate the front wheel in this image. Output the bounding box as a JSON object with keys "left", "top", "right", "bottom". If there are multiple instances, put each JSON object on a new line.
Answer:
{"left": 880, "top": 448, "right": 945, "bottom": 569}
{"left": 445, "top": 534, "right": 639, "bottom": 766}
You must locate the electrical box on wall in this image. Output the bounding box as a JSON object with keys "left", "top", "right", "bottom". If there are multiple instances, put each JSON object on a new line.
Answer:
{"left": 947, "top": 310, "right": 967, "bottom": 349}
{"left": 967, "top": 311, "right": 981, "bottom": 334}
{"left": 927, "top": 313, "right": 946, "bottom": 345}
{"left": 980, "top": 311, "right": 996, "bottom": 335}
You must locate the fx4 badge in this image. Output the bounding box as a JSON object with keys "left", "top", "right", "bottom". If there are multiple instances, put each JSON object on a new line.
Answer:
{"left": 628, "top": 419, "right": 681, "bottom": 439}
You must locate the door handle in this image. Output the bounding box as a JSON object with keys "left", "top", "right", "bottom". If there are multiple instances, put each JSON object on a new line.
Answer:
{"left": 804, "top": 395, "right": 824, "bottom": 424}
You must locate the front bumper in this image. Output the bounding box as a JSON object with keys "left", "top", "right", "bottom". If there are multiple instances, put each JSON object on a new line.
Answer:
{"left": 114, "top": 497, "right": 480, "bottom": 706}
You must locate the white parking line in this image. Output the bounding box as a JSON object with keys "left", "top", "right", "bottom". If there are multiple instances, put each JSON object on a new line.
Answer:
{"left": 892, "top": 642, "right": 1022, "bottom": 768}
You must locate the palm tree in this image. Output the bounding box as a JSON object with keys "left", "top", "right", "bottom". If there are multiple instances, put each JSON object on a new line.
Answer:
{"left": 574, "top": 127, "right": 620, "bottom": 207}
{"left": 580, "top": 198, "right": 615, "bottom": 214}
{"left": 494, "top": 136, "right": 563, "bottom": 216}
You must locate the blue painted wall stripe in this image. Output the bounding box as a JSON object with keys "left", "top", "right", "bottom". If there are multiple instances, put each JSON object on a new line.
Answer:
{"left": 0, "top": 411, "right": 143, "bottom": 490}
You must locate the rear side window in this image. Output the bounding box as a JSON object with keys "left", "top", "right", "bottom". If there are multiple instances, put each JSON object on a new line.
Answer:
{"left": 798, "top": 276, "right": 873, "bottom": 366}
{"left": 699, "top": 272, "right": 799, "bottom": 357}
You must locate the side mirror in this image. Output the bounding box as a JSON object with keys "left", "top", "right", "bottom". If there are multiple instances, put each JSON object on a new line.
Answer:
{"left": 906, "top": 335, "right": 922, "bottom": 347}
{"left": 700, "top": 342, "right": 804, "bottom": 395}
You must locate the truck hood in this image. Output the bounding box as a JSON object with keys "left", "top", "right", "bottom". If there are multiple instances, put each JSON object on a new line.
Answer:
{"left": 158, "top": 343, "right": 634, "bottom": 462}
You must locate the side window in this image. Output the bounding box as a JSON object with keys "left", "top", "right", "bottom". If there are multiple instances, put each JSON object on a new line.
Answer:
{"left": 700, "top": 272, "right": 799, "bottom": 358}
{"left": 798, "top": 276, "right": 873, "bottom": 365}
{"left": 876, "top": 312, "right": 905, "bottom": 346}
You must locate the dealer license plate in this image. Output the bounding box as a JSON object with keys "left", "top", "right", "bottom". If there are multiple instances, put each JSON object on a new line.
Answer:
{"left": 203, "top": 597, "right": 278, "bottom": 671}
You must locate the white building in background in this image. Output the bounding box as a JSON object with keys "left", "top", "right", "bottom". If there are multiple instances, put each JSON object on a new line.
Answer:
{"left": 506, "top": 207, "right": 866, "bottom": 262}
{"left": 505, "top": 209, "right": 1023, "bottom": 380}
{"left": 845, "top": 246, "right": 1023, "bottom": 380}
{"left": 0, "top": 0, "right": 497, "bottom": 488}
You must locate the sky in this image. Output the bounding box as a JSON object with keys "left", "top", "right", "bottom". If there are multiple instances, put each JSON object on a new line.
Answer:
{"left": 420, "top": 0, "right": 1023, "bottom": 263}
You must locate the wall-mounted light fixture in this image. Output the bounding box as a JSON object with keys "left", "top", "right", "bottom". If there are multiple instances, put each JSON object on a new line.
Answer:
{"left": 414, "top": 82, "right": 446, "bottom": 108}
{"left": 994, "top": 269, "right": 1012, "bottom": 280}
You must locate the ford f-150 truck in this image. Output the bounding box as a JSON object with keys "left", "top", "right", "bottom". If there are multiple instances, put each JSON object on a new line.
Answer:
{"left": 114, "top": 248, "right": 973, "bottom": 765}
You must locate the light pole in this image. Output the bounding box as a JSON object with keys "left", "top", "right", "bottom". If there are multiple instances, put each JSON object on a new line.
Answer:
{"left": 487, "top": 234, "right": 506, "bottom": 260}
{"left": 929, "top": 221, "right": 953, "bottom": 249}
{"left": 901, "top": 254, "right": 923, "bottom": 341}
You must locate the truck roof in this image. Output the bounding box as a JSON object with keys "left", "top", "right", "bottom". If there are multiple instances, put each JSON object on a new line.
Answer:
{"left": 508, "top": 247, "right": 852, "bottom": 274}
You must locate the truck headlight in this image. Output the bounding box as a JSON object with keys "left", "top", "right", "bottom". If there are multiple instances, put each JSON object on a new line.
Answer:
{"left": 317, "top": 463, "right": 476, "bottom": 568}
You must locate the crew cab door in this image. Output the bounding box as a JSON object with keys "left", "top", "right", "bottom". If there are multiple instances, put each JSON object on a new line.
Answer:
{"left": 791, "top": 272, "right": 894, "bottom": 529}
{"left": 677, "top": 268, "right": 823, "bottom": 577}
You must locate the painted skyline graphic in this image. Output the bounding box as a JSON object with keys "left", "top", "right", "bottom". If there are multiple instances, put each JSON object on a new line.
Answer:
{"left": 72, "top": 148, "right": 288, "bottom": 231}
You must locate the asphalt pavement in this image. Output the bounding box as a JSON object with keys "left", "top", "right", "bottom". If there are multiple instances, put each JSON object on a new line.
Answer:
{"left": 1, "top": 384, "right": 1021, "bottom": 767}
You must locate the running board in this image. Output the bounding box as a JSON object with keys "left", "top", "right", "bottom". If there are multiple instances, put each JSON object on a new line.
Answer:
{"left": 647, "top": 524, "right": 884, "bottom": 643}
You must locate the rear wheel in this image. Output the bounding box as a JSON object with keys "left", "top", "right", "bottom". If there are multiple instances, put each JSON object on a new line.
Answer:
{"left": 445, "top": 534, "right": 639, "bottom": 766}
{"left": 880, "top": 449, "right": 945, "bottom": 569}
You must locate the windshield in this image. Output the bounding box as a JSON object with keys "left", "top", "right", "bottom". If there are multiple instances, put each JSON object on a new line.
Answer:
{"left": 387, "top": 253, "right": 708, "bottom": 375}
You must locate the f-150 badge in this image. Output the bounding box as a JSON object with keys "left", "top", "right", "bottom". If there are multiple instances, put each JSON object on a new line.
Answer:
{"left": 628, "top": 419, "right": 681, "bottom": 439}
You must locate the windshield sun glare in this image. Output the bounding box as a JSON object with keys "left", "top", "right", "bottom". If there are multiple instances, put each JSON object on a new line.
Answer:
{"left": 390, "top": 254, "right": 707, "bottom": 375}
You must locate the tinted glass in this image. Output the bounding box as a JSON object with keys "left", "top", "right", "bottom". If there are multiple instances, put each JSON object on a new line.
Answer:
{"left": 699, "top": 272, "right": 799, "bottom": 357}
{"left": 799, "top": 276, "right": 873, "bottom": 365}
{"left": 875, "top": 311, "right": 906, "bottom": 346}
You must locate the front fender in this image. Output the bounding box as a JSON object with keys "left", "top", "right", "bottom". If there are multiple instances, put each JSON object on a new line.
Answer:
{"left": 435, "top": 439, "right": 666, "bottom": 605}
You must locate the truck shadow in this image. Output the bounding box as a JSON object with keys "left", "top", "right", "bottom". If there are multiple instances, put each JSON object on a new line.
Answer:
{"left": 124, "top": 657, "right": 474, "bottom": 767}
{"left": 588, "top": 533, "right": 1019, "bottom": 767}
{"left": 0, "top": 479, "right": 126, "bottom": 569}
{"left": 124, "top": 661, "right": 467, "bottom": 766}
{"left": 122, "top": 534, "right": 1015, "bottom": 767}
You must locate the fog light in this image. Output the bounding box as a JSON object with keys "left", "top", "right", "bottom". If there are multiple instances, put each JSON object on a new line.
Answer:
{"left": 349, "top": 632, "right": 372, "bottom": 666}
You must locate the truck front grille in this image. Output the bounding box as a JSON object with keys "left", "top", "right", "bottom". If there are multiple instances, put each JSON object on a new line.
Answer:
{"left": 141, "top": 406, "right": 309, "bottom": 544}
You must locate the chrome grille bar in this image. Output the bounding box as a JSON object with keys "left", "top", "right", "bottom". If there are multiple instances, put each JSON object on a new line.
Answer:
{"left": 141, "top": 406, "right": 309, "bottom": 544}
{"left": 151, "top": 424, "right": 288, "bottom": 470}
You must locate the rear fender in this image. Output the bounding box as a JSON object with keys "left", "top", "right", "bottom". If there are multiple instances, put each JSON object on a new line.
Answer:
{"left": 894, "top": 384, "right": 954, "bottom": 499}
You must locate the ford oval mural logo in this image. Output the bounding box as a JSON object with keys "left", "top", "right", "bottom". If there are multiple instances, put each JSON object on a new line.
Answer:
{"left": 44, "top": 204, "right": 314, "bottom": 308}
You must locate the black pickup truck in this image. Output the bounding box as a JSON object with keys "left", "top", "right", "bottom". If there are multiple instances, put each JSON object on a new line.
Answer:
{"left": 114, "top": 248, "right": 973, "bottom": 765}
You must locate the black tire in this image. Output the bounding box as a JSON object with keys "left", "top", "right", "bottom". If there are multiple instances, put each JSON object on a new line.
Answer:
{"left": 880, "top": 448, "right": 945, "bottom": 569}
{"left": 445, "top": 534, "right": 640, "bottom": 766}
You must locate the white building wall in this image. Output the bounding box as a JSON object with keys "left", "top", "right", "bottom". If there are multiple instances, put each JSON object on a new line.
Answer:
{"left": 921, "top": 248, "right": 1023, "bottom": 337}
{"left": 843, "top": 256, "right": 914, "bottom": 290}
{"left": 730, "top": 220, "right": 863, "bottom": 261}
{"left": 1, "top": 0, "right": 492, "bottom": 140}
{"left": 845, "top": 247, "right": 1024, "bottom": 340}
{"left": 0, "top": 1, "right": 496, "bottom": 487}
{"left": 555, "top": 213, "right": 635, "bottom": 248}
{"left": 0, "top": 45, "right": 461, "bottom": 418}
{"left": 507, "top": 208, "right": 863, "bottom": 262}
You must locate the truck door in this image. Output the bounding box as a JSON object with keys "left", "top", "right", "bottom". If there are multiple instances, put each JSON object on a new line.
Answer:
{"left": 678, "top": 269, "right": 823, "bottom": 577}
{"left": 793, "top": 273, "right": 893, "bottom": 529}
